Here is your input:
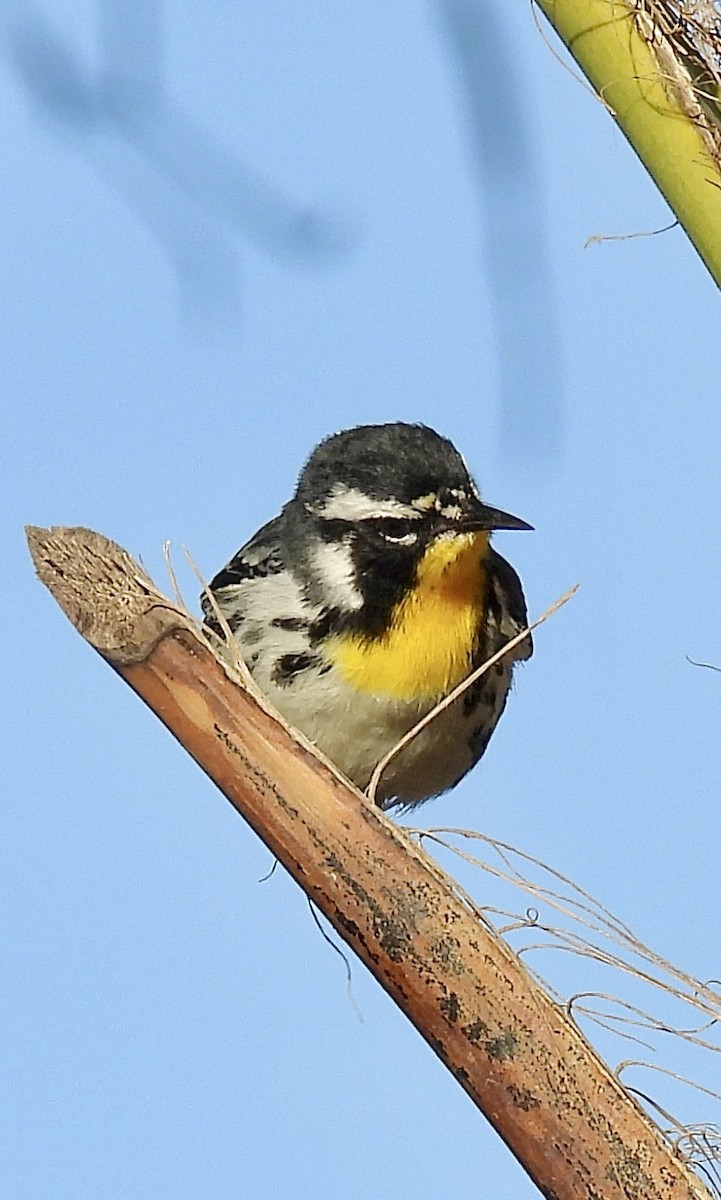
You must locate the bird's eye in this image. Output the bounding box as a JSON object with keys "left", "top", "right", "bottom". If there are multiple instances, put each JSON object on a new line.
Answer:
{"left": 368, "top": 517, "right": 419, "bottom": 545}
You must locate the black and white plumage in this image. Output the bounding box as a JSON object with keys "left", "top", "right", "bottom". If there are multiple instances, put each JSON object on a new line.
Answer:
{"left": 202, "top": 423, "right": 532, "bottom": 809}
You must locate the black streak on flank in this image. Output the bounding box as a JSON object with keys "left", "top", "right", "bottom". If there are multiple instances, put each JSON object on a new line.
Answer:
{"left": 272, "top": 651, "right": 320, "bottom": 685}
{"left": 271, "top": 615, "right": 308, "bottom": 632}
{"left": 308, "top": 606, "right": 353, "bottom": 644}
{"left": 239, "top": 624, "right": 265, "bottom": 647}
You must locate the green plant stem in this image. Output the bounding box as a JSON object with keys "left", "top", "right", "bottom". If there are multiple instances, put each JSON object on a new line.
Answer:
{"left": 535, "top": 0, "right": 721, "bottom": 287}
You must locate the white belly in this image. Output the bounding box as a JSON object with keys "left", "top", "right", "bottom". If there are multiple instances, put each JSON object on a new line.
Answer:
{"left": 250, "top": 638, "right": 512, "bottom": 808}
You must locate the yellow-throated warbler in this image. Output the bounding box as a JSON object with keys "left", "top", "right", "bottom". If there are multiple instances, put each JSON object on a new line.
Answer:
{"left": 203, "top": 422, "right": 532, "bottom": 809}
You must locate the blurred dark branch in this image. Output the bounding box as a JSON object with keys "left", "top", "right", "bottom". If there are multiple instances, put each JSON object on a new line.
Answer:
{"left": 8, "top": 2, "right": 353, "bottom": 319}
{"left": 99, "top": 0, "right": 164, "bottom": 119}
{"left": 438, "top": 0, "right": 564, "bottom": 460}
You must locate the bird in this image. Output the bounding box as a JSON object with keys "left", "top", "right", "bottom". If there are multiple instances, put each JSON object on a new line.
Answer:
{"left": 202, "top": 422, "right": 532, "bottom": 810}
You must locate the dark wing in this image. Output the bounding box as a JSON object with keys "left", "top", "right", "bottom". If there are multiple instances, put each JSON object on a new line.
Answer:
{"left": 484, "top": 546, "right": 533, "bottom": 661}
{"left": 207, "top": 515, "right": 285, "bottom": 590}
{"left": 201, "top": 514, "right": 286, "bottom": 631}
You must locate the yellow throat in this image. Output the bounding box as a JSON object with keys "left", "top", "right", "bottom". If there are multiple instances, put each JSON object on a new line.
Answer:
{"left": 330, "top": 531, "right": 488, "bottom": 701}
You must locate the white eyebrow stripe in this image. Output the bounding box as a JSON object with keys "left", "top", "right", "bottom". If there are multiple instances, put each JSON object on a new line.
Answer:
{"left": 308, "top": 484, "right": 421, "bottom": 522}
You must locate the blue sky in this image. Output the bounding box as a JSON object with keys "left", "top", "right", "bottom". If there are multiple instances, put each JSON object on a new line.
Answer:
{"left": 4, "top": 4, "right": 721, "bottom": 1198}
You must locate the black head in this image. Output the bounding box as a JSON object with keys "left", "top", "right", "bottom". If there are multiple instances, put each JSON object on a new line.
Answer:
{"left": 295, "top": 422, "right": 531, "bottom": 534}
{"left": 285, "top": 423, "right": 531, "bottom": 635}
{"left": 296, "top": 422, "right": 473, "bottom": 510}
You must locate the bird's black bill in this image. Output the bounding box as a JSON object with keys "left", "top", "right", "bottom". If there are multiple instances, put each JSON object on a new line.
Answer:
{"left": 461, "top": 502, "right": 533, "bottom": 533}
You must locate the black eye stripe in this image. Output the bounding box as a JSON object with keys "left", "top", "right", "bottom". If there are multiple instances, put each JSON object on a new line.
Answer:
{"left": 367, "top": 517, "right": 418, "bottom": 537}
{"left": 316, "top": 514, "right": 421, "bottom": 543}
{"left": 317, "top": 517, "right": 351, "bottom": 541}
